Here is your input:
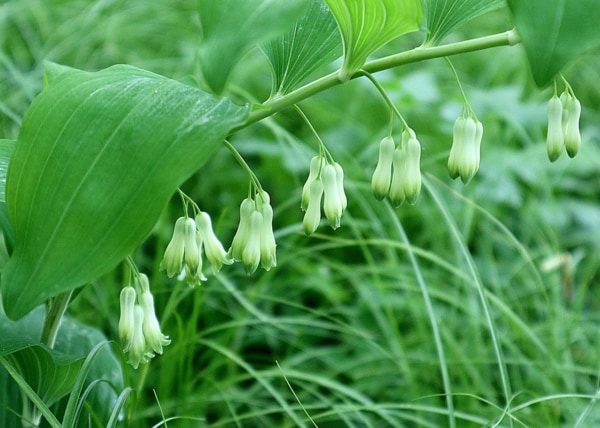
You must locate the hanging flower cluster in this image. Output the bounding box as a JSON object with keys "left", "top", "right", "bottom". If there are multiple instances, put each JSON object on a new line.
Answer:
{"left": 448, "top": 115, "right": 483, "bottom": 184}
{"left": 371, "top": 128, "right": 422, "bottom": 206}
{"left": 301, "top": 156, "right": 347, "bottom": 235}
{"left": 229, "top": 190, "right": 277, "bottom": 274}
{"left": 547, "top": 86, "right": 581, "bottom": 161}
{"left": 119, "top": 273, "right": 171, "bottom": 368}
{"left": 160, "top": 210, "right": 233, "bottom": 287}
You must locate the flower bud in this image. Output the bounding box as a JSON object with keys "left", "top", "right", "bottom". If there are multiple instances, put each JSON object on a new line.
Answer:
{"left": 182, "top": 217, "right": 199, "bottom": 274}
{"left": 301, "top": 156, "right": 325, "bottom": 211}
{"left": 563, "top": 96, "right": 581, "bottom": 158}
{"left": 257, "top": 191, "right": 277, "bottom": 271}
{"left": 546, "top": 95, "right": 564, "bottom": 162}
{"left": 195, "top": 211, "right": 232, "bottom": 274}
{"left": 230, "top": 198, "right": 256, "bottom": 261}
{"left": 303, "top": 178, "right": 323, "bottom": 235}
{"left": 118, "top": 286, "right": 137, "bottom": 352}
{"left": 371, "top": 136, "right": 395, "bottom": 200}
{"left": 242, "top": 210, "right": 263, "bottom": 274}
{"left": 159, "top": 217, "right": 187, "bottom": 277}
{"left": 403, "top": 134, "right": 422, "bottom": 204}
{"left": 389, "top": 146, "right": 406, "bottom": 207}
{"left": 322, "top": 164, "right": 343, "bottom": 229}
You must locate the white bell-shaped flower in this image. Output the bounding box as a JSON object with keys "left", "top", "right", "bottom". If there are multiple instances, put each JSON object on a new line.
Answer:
{"left": 371, "top": 136, "right": 395, "bottom": 200}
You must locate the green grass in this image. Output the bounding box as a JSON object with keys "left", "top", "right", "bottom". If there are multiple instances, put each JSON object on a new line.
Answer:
{"left": 2, "top": 0, "right": 600, "bottom": 427}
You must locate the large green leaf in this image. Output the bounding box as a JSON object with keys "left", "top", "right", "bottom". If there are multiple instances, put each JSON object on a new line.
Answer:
{"left": 1, "top": 63, "right": 249, "bottom": 320}
{"left": 423, "top": 0, "right": 506, "bottom": 46}
{"left": 325, "top": 0, "right": 423, "bottom": 81}
{"left": 507, "top": 0, "right": 600, "bottom": 87}
{"left": 263, "top": 0, "right": 342, "bottom": 96}
{"left": 197, "top": 0, "right": 309, "bottom": 94}
{"left": 0, "top": 304, "right": 123, "bottom": 427}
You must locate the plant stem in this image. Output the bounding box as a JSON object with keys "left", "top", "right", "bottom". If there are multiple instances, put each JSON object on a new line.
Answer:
{"left": 242, "top": 29, "right": 519, "bottom": 128}
{"left": 40, "top": 291, "right": 73, "bottom": 348}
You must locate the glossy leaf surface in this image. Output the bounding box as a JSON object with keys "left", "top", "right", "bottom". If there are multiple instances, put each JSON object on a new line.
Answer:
{"left": 1, "top": 63, "right": 249, "bottom": 319}
{"left": 325, "top": 0, "right": 423, "bottom": 81}
{"left": 507, "top": 0, "right": 600, "bottom": 87}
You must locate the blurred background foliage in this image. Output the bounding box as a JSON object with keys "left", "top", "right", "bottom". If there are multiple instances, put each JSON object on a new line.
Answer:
{"left": 1, "top": 0, "right": 600, "bottom": 426}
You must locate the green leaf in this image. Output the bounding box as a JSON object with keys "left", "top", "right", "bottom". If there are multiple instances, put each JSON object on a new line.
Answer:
{"left": 507, "top": 0, "right": 600, "bottom": 87}
{"left": 423, "top": 0, "right": 506, "bottom": 46}
{"left": 1, "top": 63, "right": 249, "bottom": 320}
{"left": 0, "top": 139, "right": 15, "bottom": 204}
{"left": 198, "top": 0, "right": 310, "bottom": 94}
{"left": 325, "top": 0, "right": 423, "bottom": 81}
{"left": 0, "top": 304, "right": 124, "bottom": 427}
{"left": 263, "top": 0, "right": 342, "bottom": 96}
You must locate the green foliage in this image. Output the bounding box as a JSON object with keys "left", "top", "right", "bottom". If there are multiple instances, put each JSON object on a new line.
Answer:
{"left": 507, "top": 0, "right": 600, "bottom": 86}
{"left": 197, "top": 0, "right": 310, "bottom": 93}
{"left": 325, "top": 0, "right": 423, "bottom": 81}
{"left": 0, "top": 305, "right": 123, "bottom": 427}
{"left": 1, "top": 63, "right": 249, "bottom": 320}
{"left": 423, "top": 0, "right": 506, "bottom": 45}
{"left": 263, "top": 0, "right": 342, "bottom": 96}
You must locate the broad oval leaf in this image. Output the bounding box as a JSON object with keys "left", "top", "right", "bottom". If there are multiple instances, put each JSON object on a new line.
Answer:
{"left": 325, "top": 0, "right": 423, "bottom": 81}
{"left": 1, "top": 63, "right": 249, "bottom": 320}
{"left": 507, "top": 0, "right": 600, "bottom": 87}
{"left": 423, "top": 0, "right": 506, "bottom": 46}
{"left": 198, "top": 0, "right": 310, "bottom": 94}
{"left": 263, "top": 0, "right": 342, "bottom": 96}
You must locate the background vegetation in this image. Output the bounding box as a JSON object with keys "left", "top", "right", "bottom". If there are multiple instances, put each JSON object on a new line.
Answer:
{"left": 1, "top": 0, "right": 600, "bottom": 426}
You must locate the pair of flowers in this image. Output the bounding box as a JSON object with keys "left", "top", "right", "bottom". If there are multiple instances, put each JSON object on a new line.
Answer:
{"left": 119, "top": 273, "right": 171, "bottom": 369}
{"left": 371, "top": 128, "right": 422, "bottom": 206}
{"left": 448, "top": 115, "right": 483, "bottom": 185}
{"left": 547, "top": 91, "right": 581, "bottom": 161}
{"left": 301, "top": 156, "right": 347, "bottom": 235}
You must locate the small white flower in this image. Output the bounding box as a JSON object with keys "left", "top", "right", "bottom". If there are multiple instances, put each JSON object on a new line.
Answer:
{"left": 322, "top": 164, "right": 343, "bottom": 229}
{"left": 195, "top": 211, "right": 233, "bottom": 274}
{"left": 159, "top": 217, "right": 187, "bottom": 277}
{"left": 563, "top": 95, "right": 581, "bottom": 158}
{"left": 301, "top": 156, "right": 325, "bottom": 211}
{"left": 303, "top": 178, "right": 323, "bottom": 235}
{"left": 371, "top": 136, "right": 395, "bottom": 200}
{"left": 242, "top": 210, "right": 263, "bottom": 274}
{"left": 138, "top": 291, "right": 171, "bottom": 355}
{"left": 182, "top": 217, "right": 200, "bottom": 274}
{"left": 333, "top": 162, "right": 347, "bottom": 211}
{"left": 546, "top": 95, "right": 564, "bottom": 162}
{"left": 127, "top": 305, "right": 153, "bottom": 369}
{"left": 403, "top": 133, "right": 422, "bottom": 204}
{"left": 118, "top": 286, "right": 137, "bottom": 353}
{"left": 229, "top": 198, "right": 256, "bottom": 262}
{"left": 448, "top": 117, "right": 479, "bottom": 184}
{"left": 389, "top": 144, "right": 406, "bottom": 207}
{"left": 257, "top": 191, "right": 277, "bottom": 271}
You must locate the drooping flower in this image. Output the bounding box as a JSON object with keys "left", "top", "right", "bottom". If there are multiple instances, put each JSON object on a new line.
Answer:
{"left": 127, "top": 305, "right": 153, "bottom": 369}
{"left": 322, "top": 163, "right": 343, "bottom": 229}
{"left": 403, "top": 132, "right": 422, "bottom": 204}
{"left": 303, "top": 178, "right": 324, "bottom": 235}
{"left": 118, "top": 286, "right": 137, "bottom": 353}
{"left": 159, "top": 217, "right": 187, "bottom": 277}
{"left": 195, "top": 211, "right": 233, "bottom": 274}
{"left": 333, "top": 162, "right": 347, "bottom": 211}
{"left": 256, "top": 191, "right": 277, "bottom": 271}
{"left": 229, "top": 198, "right": 256, "bottom": 262}
{"left": 301, "top": 156, "right": 325, "bottom": 211}
{"left": 546, "top": 94, "right": 564, "bottom": 162}
{"left": 448, "top": 117, "right": 480, "bottom": 184}
{"left": 371, "top": 136, "right": 395, "bottom": 200}
{"left": 563, "top": 94, "right": 581, "bottom": 158}
{"left": 242, "top": 210, "right": 263, "bottom": 274}
{"left": 136, "top": 274, "right": 170, "bottom": 355}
